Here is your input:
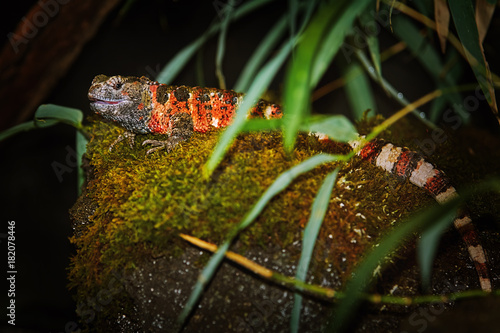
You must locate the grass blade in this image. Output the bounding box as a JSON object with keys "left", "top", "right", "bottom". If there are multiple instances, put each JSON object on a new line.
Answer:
{"left": 354, "top": 49, "right": 437, "bottom": 129}
{"left": 0, "top": 104, "right": 84, "bottom": 142}
{"left": 0, "top": 121, "right": 50, "bottom": 142}
{"left": 434, "top": 0, "right": 450, "bottom": 53}
{"left": 291, "top": 168, "right": 339, "bottom": 333}
{"left": 331, "top": 200, "right": 459, "bottom": 331}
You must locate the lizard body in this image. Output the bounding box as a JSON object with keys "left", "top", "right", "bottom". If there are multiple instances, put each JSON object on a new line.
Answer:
{"left": 88, "top": 75, "right": 492, "bottom": 292}
{"left": 88, "top": 75, "right": 281, "bottom": 153}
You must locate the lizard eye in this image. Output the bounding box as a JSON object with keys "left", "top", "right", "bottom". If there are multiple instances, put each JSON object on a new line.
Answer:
{"left": 108, "top": 76, "right": 124, "bottom": 90}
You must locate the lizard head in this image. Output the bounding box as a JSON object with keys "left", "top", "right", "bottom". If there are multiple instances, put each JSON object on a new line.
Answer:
{"left": 88, "top": 75, "right": 157, "bottom": 133}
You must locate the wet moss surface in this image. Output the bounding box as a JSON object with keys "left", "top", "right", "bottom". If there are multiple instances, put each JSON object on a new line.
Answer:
{"left": 69, "top": 116, "right": 500, "bottom": 332}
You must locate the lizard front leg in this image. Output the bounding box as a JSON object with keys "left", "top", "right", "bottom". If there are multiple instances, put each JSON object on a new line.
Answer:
{"left": 109, "top": 131, "right": 136, "bottom": 152}
{"left": 142, "top": 112, "right": 194, "bottom": 155}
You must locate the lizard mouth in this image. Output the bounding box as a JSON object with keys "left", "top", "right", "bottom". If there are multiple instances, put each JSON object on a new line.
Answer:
{"left": 89, "top": 97, "right": 125, "bottom": 105}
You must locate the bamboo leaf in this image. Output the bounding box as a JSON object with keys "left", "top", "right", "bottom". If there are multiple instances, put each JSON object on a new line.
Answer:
{"left": 204, "top": 36, "right": 295, "bottom": 177}
{"left": 233, "top": 14, "right": 288, "bottom": 92}
{"left": 75, "top": 130, "right": 88, "bottom": 196}
{"left": 331, "top": 200, "right": 459, "bottom": 331}
{"left": 215, "top": 0, "right": 236, "bottom": 89}
{"left": 35, "top": 104, "right": 83, "bottom": 129}
{"left": 342, "top": 60, "right": 376, "bottom": 119}
{"left": 417, "top": 208, "right": 456, "bottom": 291}
{"left": 391, "top": 16, "right": 468, "bottom": 121}
{"left": 291, "top": 168, "right": 339, "bottom": 333}
{"left": 330, "top": 179, "right": 500, "bottom": 331}
{"left": 283, "top": 0, "right": 372, "bottom": 152}
{"left": 0, "top": 121, "right": 45, "bottom": 142}
{"left": 359, "top": 9, "right": 383, "bottom": 81}
{"left": 302, "top": 115, "right": 358, "bottom": 143}
{"left": 449, "top": 0, "right": 498, "bottom": 114}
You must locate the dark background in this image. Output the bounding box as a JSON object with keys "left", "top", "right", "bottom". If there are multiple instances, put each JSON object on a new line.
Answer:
{"left": 0, "top": 1, "right": 499, "bottom": 332}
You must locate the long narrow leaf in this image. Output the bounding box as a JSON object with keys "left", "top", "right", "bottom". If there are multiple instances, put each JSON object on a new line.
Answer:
{"left": 0, "top": 121, "right": 49, "bottom": 142}
{"left": 359, "top": 9, "right": 383, "bottom": 81}
{"left": 354, "top": 48, "right": 437, "bottom": 129}
{"left": 391, "top": 15, "right": 468, "bottom": 121}
{"left": 302, "top": 115, "right": 358, "bottom": 143}
{"left": 35, "top": 104, "right": 83, "bottom": 129}
{"left": 180, "top": 153, "right": 343, "bottom": 326}
{"left": 75, "top": 130, "right": 88, "bottom": 196}
{"left": 331, "top": 200, "right": 459, "bottom": 331}
{"left": 233, "top": 13, "right": 288, "bottom": 92}
{"left": 342, "top": 60, "right": 376, "bottom": 119}
{"left": 215, "top": 0, "right": 235, "bottom": 89}
{"left": 284, "top": 0, "right": 372, "bottom": 152}
{"left": 417, "top": 208, "right": 455, "bottom": 291}
{"left": 291, "top": 168, "right": 339, "bottom": 333}
{"left": 330, "top": 179, "right": 500, "bottom": 332}
{"left": 203, "top": 36, "right": 296, "bottom": 177}
{"left": 449, "top": 0, "right": 497, "bottom": 113}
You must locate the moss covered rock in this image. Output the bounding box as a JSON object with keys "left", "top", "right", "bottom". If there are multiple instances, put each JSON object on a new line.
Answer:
{"left": 68, "top": 116, "right": 498, "bottom": 332}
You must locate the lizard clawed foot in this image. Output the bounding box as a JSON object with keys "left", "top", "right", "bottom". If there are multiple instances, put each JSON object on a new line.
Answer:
{"left": 142, "top": 139, "right": 169, "bottom": 155}
{"left": 142, "top": 136, "right": 186, "bottom": 155}
{"left": 109, "top": 131, "right": 136, "bottom": 151}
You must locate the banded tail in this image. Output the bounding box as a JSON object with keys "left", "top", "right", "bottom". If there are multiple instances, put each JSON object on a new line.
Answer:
{"left": 349, "top": 138, "right": 491, "bottom": 292}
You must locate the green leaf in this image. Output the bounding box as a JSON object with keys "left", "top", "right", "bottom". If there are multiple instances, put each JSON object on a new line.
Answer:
{"left": 359, "top": 9, "right": 382, "bottom": 80}
{"left": 35, "top": 104, "right": 83, "bottom": 129}
{"left": 301, "top": 115, "right": 358, "bottom": 143}
{"left": 75, "top": 130, "right": 88, "bottom": 196}
{"left": 330, "top": 178, "right": 500, "bottom": 331}
{"left": 291, "top": 168, "right": 339, "bottom": 333}
{"left": 391, "top": 15, "right": 468, "bottom": 121}
{"left": 354, "top": 49, "right": 437, "bottom": 129}
{"left": 233, "top": 13, "right": 288, "bottom": 92}
{"left": 331, "top": 200, "right": 459, "bottom": 331}
{"left": 429, "top": 50, "right": 463, "bottom": 123}
{"left": 203, "top": 35, "right": 296, "bottom": 177}
{"left": 0, "top": 104, "right": 84, "bottom": 142}
{"left": 342, "top": 60, "right": 376, "bottom": 119}
{"left": 180, "top": 153, "right": 344, "bottom": 326}
{"left": 215, "top": 0, "right": 236, "bottom": 89}
{"left": 283, "top": 0, "right": 372, "bottom": 152}
{"left": 448, "top": 0, "right": 496, "bottom": 110}
{"left": 417, "top": 208, "right": 456, "bottom": 291}
{"left": 240, "top": 118, "right": 283, "bottom": 132}
{"left": 0, "top": 121, "right": 45, "bottom": 142}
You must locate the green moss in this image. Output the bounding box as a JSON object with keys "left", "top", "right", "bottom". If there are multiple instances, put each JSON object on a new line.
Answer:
{"left": 68, "top": 116, "right": 439, "bottom": 311}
